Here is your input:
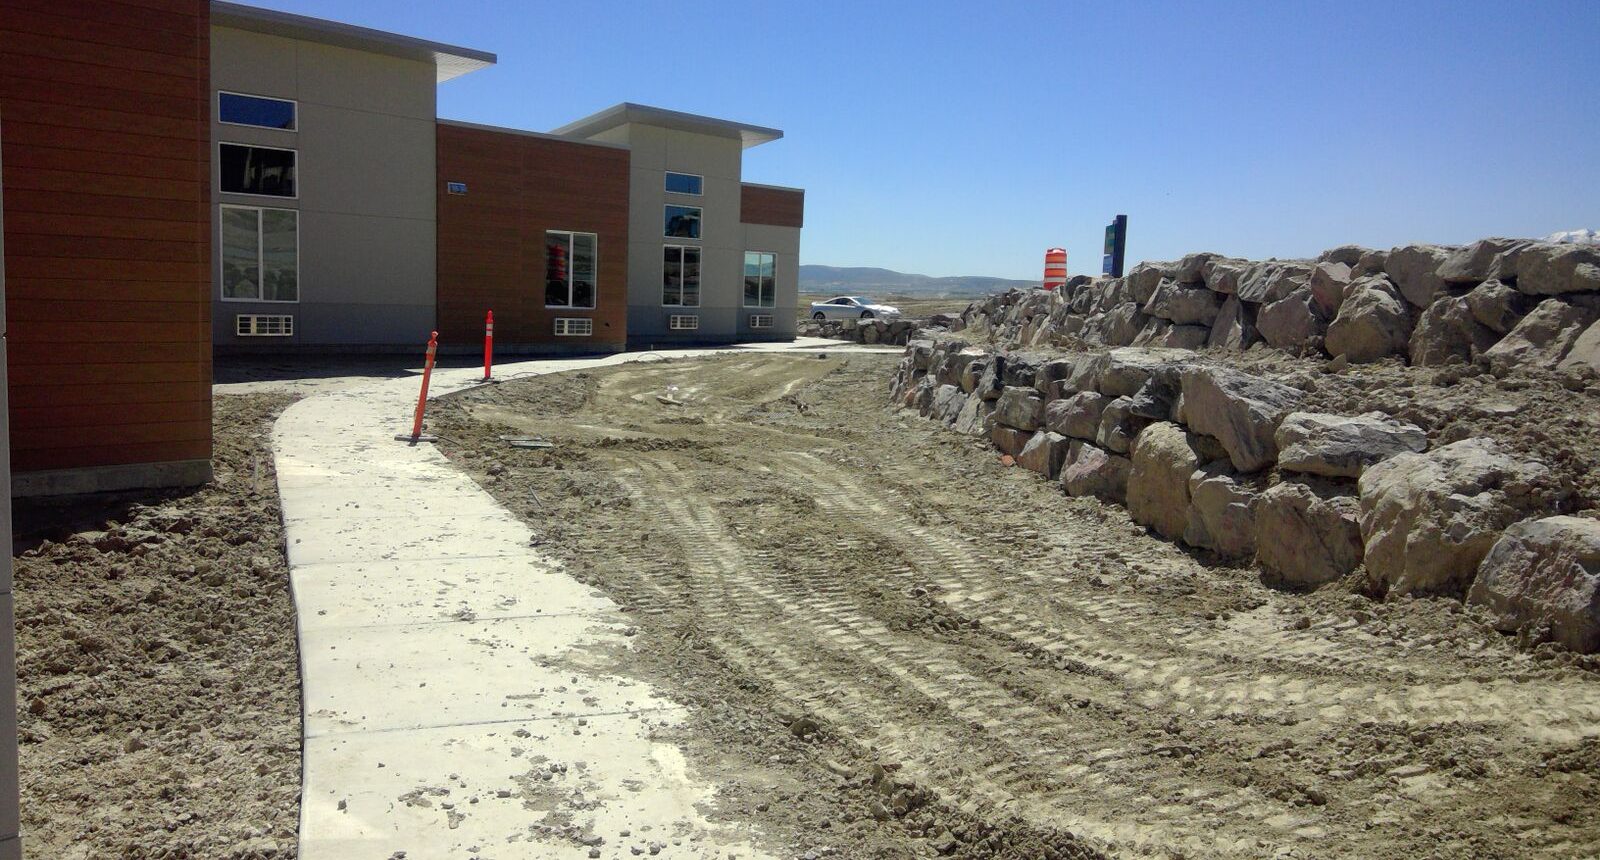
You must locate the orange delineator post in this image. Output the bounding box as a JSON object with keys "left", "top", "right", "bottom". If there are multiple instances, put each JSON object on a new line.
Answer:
{"left": 483, "top": 310, "right": 494, "bottom": 381}
{"left": 408, "top": 330, "right": 439, "bottom": 440}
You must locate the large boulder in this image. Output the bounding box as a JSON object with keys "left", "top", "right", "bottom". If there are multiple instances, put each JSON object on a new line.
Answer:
{"left": 1359, "top": 438, "right": 1566, "bottom": 596}
{"left": 1132, "top": 318, "right": 1210, "bottom": 349}
{"left": 1094, "top": 303, "right": 1148, "bottom": 346}
{"left": 1254, "top": 481, "right": 1365, "bottom": 587}
{"left": 1202, "top": 258, "right": 1249, "bottom": 294}
{"left": 1467, "top": 515, "right": 1600, "bottom": 652}
{"left": 1060, "top": 441, "right": 1132, "bottom": 504}
{"left": 1319, "top": 245, "right": 1369, "bottom": 267}
{"left": 1173, "top": 252, "right": 1219, "bottom": 283}
{"left": 991, "top": 425, "right": 1034, "bottom": 458}
{"left": 1437, "top": 238, "right": 1527, "bottom": 285}
{"left": 1256, "top": 286, "right": 1329, "bottom": 353}
{"left": 1126, "top": 422, "right": 1203, "bottom": 540}
{"left": 1017, "top": 431, "right": 1071, "bottom": 480}
{"left": 1236, "top": 262, "right": 1312, "bottom": 305}
{"left": 1558, "top": 319, "right": 1600, "bottom": 378}
{"left": 1309, "top": 261, "right": 1353, "bottom": 316}
{"left": 1409, "top": 295, "right": 1498, "bottom": 366}
{"left": 929, "top": 384, "right": 967, "bottom": 425}
{"left": 1325, "top": 277, "right": 1411, "bottom": 363}
{"left": 952, "top": 393, "right": 994, "bottom": 436}
{"left": 1384, "top": 244, "right": 1452, "bottom": 308}
{"left": 993, "top": 386, "right": 1044, "bottom": 431}
{"left": 1275, "top": 412, "right": 1428, "bottom": 479}
{"left": 1179, "top": 365, "right": 1304, "bottom": 473}
{"left": 1481, "top": 299, "right": 1599, "bottom": 377}
{"left": 1183, "top": 463, "right": 1259, "bottom": 560}
{"left": 1095, "top": 396, "right": 1149, "bottom": 455}
{"left": 1354, "top": 248, "right": 1389, "bottom": 278}
{"left": 1098, "top": 347, "right": 1195, "bottom": 397}
{"left": 1143, "top": 279, "right": 1224, "bottom": 326}
{"left": 1126, "top": 262, "right": 1171, "bottom": 304}
{"left": 1207, "top": 295, "right": 1260, "bottom": 350}
{"left": 1045, "top": 391, "right": 1110, "bottom": 441}
{"left": 974, "top": 355, "right": 1007, "bottom": 400}
{"left": 1465, "top": 279, "right": 1527, "bottom": 334}
{"left": 1515, "top": 243, "right": 1600, "bottom": 296}
{"left": 1001, "top": 353, "right": 1044, "bottom": 387}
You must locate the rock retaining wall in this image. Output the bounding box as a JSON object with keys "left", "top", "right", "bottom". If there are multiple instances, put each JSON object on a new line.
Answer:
{"left": 800, "top": 314, "right": 957, "bottom": 346}
{"left": 954, "top": 239, "right": 1600, "bottom": 383}
{"left": 888, "top": 336, "right": 1600, "bottom": 652}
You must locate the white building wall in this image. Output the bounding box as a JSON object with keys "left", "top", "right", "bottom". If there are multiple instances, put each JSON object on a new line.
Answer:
{"left": 210, "top": 26, "right": 439, "bottom": 350}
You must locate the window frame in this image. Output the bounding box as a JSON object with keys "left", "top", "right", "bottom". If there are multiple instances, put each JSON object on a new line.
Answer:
{"left": 663, "top": 204, "right": 702, "bottom": 239}
{"left": 544, "top": 229, "right": 599, "bottom": 310}
{"left": 553, "top": 318, "right": 593, "bottom": 337}
{"left": 217, "top": 90, "right": 298, "bottom": 131}
{"left": 742, "top": 250, "right": 778, "bottom": 308}
{"left": 662, "top": 244, "right": 702, "bottom": 308}
{"left": 218, "top": 141, "right": 299, "bottom": 200}
{"left": 219, "top": 203, "right": 300, "bottom": 304}
{"left": 664, "top": 171, "right": 703, "bottom": 196}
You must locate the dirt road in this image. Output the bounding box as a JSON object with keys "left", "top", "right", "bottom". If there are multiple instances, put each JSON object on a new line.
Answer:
{"left": 434, "top": 353, "right": 1600, "bottom": 859}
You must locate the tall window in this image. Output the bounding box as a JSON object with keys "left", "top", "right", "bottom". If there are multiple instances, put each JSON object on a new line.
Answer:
{"left": 545, "top": 231, "right": 597, "bottom": 308}
{"left": 664, "top": 205, "right": 701, "bottom": 239}
{"left": 665, "top": 172, "right": 702, "bottom": 195}
{"left": 221, "top": 205, "right": 298, "bottom": 302}
{"left": 219, "top": 92, "right": 296, "bottom": 130}
{"left": 663, "top": 245, "right": 701, "bottom": 307}
{"left": 220, "top": 143, "right": 296, "bottom": 197}
{"left": 744, "top": 251, "right": 776, "bottom": 308}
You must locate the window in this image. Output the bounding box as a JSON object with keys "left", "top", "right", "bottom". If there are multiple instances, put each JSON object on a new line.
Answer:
{"left": 545, "top": 231, "right": 597, "bottom": 308}
{"left": 554, "top": 318, "right": 593, "bottom": 336}
{"left": 220, "top": 143, "right": 296, "bottom": 197}
{"left": 662, "top": 245, "right": 701, "bottom": 307}
{"left": 664, "top": 205, "right": 701, "bottom": 239}
{"left": 665, "top": 172, "right": 702, "bottom": 195}
{"left": 749, "top": 314, "right": 773, "bottom": 328}
{"left": 218, "top": 92, "right": 296, "bottom": 130}
{"left": 744, "top": 251, "right": 777, "bottom": 307}
{"left": 669, "top": 314, "right": 700, "bottom": 331}
{"left": 221, "top": 205, "right": 298, "bottom": 302}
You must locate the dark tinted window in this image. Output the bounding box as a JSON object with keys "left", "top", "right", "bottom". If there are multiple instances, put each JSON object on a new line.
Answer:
{"left": 664, "top": 205, "right": 701, "bottom": 239}
{"left": 219, "top": 92, "right": 296, "bottom": 130}
{"left": 665, "top": 172, "right": 702, "bottom": 195}
{"left": 220, "top": 144, "right": 296, "bottom": 197}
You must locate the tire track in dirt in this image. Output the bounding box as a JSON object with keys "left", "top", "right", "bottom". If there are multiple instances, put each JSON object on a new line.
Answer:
{"left": 436, "top": 353, "right": 1600, "bottom": 860}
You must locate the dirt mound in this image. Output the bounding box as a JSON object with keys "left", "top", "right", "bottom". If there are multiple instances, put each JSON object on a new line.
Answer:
{"left": 434, "top": 353, "right": 1600, "bottom": 859}
{"left": 13, "top": 393, "right": 302, "bottom": 859}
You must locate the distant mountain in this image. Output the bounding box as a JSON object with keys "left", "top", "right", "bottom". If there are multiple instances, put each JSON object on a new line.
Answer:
{"left": 800, "top": 265, "right": 1035, "bottom": 298}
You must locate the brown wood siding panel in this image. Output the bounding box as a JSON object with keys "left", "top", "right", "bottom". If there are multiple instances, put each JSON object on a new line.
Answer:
{"left": 2, "top": 0, "right": 211, "bottom": 476}
{"left": 436, "top": 125, "right": 630, "bottom": 349}
{"left": 740, "top": 184, "right": 805, "bottom": 228}
{"left": 15, "top": 439, "right": 211, "bottom": 471}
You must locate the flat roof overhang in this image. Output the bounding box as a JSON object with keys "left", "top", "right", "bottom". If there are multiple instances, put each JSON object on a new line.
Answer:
{"left": 552, "top": 103, "right": 783, "bottom": 149}
{"left": 211, "top": 1, "right": 496, "bottom": 82}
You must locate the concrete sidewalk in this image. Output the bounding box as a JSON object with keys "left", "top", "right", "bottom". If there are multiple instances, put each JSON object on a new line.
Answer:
{"left": 273, "top": 339, "right": 888, "bottom": 859}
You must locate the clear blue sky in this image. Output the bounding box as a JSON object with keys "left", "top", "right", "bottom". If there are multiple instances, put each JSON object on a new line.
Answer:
{"left": 268, "top": 0, "right": 1599, "bottom": 280}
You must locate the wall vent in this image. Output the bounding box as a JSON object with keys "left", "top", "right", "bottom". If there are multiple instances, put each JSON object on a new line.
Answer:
{"left": 554, "top": 317, "right": 593, "bottom": 336}
{"left": 668, "top": 314, "right": 700, "bottom": 331}
{"left": 236, "top": 314, "right": 294, "bottom": 336}
{"left": 749, "top": 314, "right": 774, "bottom": 328}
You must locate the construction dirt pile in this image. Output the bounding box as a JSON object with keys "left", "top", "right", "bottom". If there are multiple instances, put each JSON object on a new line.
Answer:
{"left": 13, "top": 393, "right": 302, "bottom": 860}
{"left": 433, "top": 352, "right": 1600, "bottom": 859}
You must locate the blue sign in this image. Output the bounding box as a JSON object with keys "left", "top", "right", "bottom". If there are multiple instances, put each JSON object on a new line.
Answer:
{"left": 446, "top": 181, "right": 468, "bottom": 195}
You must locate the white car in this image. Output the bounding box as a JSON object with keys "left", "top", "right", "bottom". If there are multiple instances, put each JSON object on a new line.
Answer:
{"left": 810, "top": 296, "right": 901, "bottom": 321}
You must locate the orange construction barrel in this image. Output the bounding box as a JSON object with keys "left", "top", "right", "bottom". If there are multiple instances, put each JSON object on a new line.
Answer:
{"left": 1043, "top": 248, "right": 1068, "bottom": 290}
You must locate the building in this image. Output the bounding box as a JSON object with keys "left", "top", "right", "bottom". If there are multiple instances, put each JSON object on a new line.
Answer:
{"left": 0, "top": 0, "right": 806, "bottom": 498}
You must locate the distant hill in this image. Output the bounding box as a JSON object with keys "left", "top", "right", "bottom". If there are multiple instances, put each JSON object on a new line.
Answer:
{"left": 800, "top": 265, "right": 1035, "bottom": 298}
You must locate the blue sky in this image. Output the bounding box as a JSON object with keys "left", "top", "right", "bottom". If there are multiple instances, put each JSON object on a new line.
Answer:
{"left": 269, "top": 0, "right": 1599, "bottom": 280}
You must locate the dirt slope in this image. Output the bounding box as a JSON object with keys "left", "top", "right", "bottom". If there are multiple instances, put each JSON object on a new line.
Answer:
{"left": 433, "top": 353, "right": 1600, "bottom": 859}
{"left": 13, "top": 393, "right": 302, "bottom": 860}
